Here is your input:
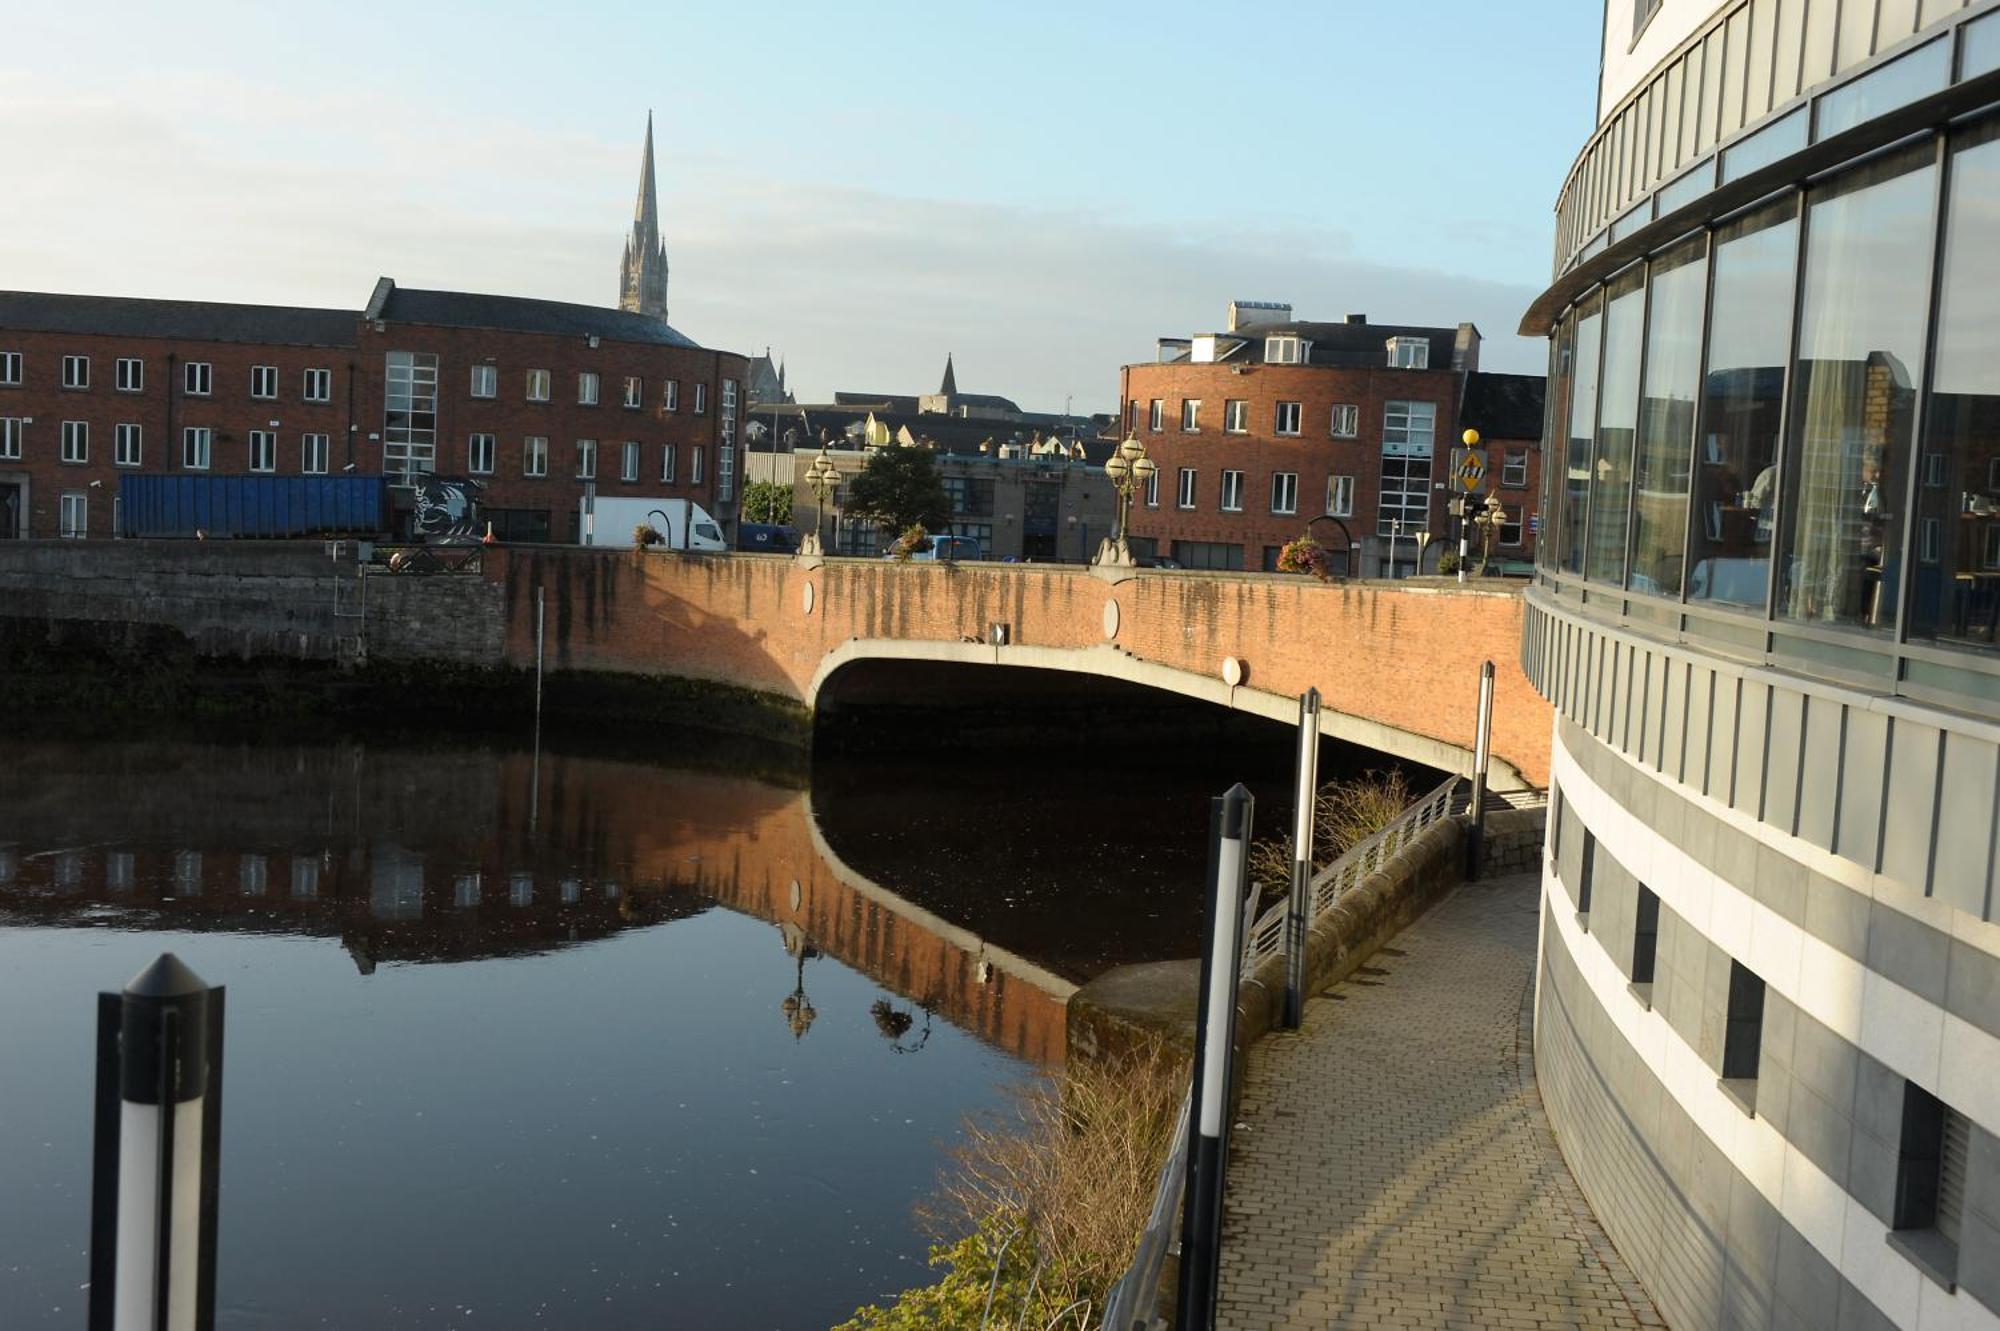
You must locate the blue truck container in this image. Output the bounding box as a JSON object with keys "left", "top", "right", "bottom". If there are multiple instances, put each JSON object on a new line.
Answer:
{"left": 118, "top": 474, "right": 392, "bottom": 539}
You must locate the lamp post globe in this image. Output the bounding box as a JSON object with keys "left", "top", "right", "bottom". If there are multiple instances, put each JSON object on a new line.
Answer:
{"left": 1462, "top": 427, "right": 1481, "bottom": 448}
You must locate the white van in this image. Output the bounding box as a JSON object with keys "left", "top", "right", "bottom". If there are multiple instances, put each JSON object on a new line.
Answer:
{"left": 580, "top": 496, "right": 727, "bottom": 551}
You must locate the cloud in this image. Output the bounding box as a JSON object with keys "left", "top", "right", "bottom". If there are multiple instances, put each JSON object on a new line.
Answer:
{"left": 0, "top": 70, "right": 1547, "bottom": 414}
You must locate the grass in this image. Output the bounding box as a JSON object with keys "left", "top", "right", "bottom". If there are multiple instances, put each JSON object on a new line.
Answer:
{"left": 1248, "top": 769, "right": 1415, "bottom": 908}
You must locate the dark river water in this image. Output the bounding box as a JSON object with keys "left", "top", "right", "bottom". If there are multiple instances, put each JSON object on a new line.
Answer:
{"left": 0, "top": 723, "right": 1334, "bottom": 1330}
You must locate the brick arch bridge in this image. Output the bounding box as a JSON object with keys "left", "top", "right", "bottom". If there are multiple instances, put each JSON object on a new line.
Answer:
{"left": 489, "top": 549, "right": 1551, "bottom": 789}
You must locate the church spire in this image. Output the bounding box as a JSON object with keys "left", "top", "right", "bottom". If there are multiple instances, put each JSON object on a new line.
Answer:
{"left": 939, "top": 353, "right": 957, "bottom": 396}
{"left": 619, "top": 112, "right": 669, "bottom": 320}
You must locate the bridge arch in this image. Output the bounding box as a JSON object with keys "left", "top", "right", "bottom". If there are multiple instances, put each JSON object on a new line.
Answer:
{"left": 805, "top": 639, "right": 1531, "bottom": 791}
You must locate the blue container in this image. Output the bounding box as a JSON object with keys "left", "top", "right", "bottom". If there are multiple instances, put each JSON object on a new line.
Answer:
{"left": 118, "top": 474, "right": 391, "bottom": 539}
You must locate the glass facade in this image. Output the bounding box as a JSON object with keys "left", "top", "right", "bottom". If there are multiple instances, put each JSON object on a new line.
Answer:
{"left": 1537, "top": 103, "right": 2000, "bottom": 694}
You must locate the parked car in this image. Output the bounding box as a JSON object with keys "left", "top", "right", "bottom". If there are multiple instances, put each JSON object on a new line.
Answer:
{"left": 1138, "top": 555, "right": 1184, "bottom": 569}
{"left": 888, "top": 534, "right": 982, "bottom": 561}
{"left": 736, "top": 523, "right": 800, "bottom": 554}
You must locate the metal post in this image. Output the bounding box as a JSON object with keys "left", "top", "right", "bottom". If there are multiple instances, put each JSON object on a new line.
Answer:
{"left": 1457, "top": 500, "right": 1470, "bottom": 585}
{"left": 534, "top": 587, "right": 546, "bottom": 726}
{"left": 1177, "top": 784, "right": 1254, "bottom": 1331}
{"left": 1468, "top": 660, "right": 1496, "bottom": 878}
{"left": 1283, "top": 688, "right": 1321, "bottom": 1029}
{"left": 89, "top": 953, "right": 225, "bottom": 1331}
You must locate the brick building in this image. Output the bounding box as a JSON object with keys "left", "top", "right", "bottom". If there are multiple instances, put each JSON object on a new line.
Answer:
{"left": 1454, "top": 369, "right": 1546, "bottom": 569}
{"left": 1122, "top": 300, "right": 1540, "bottom": 576}
{"left": 0, "top": 117, "right": 748, "bottom": 542}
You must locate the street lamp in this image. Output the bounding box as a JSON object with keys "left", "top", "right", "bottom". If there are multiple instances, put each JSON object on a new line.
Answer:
{"left": 1471, "top": 491, "right": 1509, "bottom": 576}
{"left": 1455, "top": 428, "right": 1482, "bottom": 584}
{"left": 1098, "top": 435, "right": 1156, "bottom": 566}
{"left": 801, "top": 448, "right": 839, "bottom": 557}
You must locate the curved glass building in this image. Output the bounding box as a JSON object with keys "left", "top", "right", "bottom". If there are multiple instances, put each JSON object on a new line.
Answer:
{"left": 1523, "top": 4, "right": 2000, "bottom": 1328}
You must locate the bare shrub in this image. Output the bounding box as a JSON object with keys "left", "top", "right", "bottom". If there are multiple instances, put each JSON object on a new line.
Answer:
{"left": 1245, "top": 769, "right": 1416, "bottom": 906}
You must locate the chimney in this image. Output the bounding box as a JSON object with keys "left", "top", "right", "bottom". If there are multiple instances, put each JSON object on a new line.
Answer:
{"left": 1453, "top": 321, "right": 1482, "bottom": 372}
{"left": 1345, "top": 313, "right": 1368, "bottom": 325}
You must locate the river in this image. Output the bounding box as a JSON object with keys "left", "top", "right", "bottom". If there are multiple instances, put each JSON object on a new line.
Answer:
{"left": 0, "top": 722, "right": 1335, "bottom": 1329}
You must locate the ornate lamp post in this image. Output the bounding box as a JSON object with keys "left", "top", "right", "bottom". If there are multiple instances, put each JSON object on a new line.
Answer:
{"left": 1098, "top": 435, "right": 1157, "bottom": 566}
{"left": 1471, "top": 491, "right": 1509, "bottom": 576}
{"left": 801, "top": 448, "right": 840, "bottom": 557}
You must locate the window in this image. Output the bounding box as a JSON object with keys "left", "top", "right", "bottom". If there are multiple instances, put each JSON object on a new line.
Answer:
{"left": 1181, "top": 399, "right": 1201, "bottom": 432}
{"left": 524, "top": 436, "right": 548, "bottom": 477}
{"left": 250, "top": 365, "right": 278, "bottom": 399}
{"left": 1890, "top": 1085, "right": 1971, "bottom": 1274}
{"left": 60, "top": 492, "right": 87, "bottom": 538}
{"left": 60, "top": 420, "right": 87, "bottom": 464}
{"left": 0, "top": 418, "right": 19, "bottom": 460}
{"left": 1264, "top": 335, "right": 1304, "bottom": 364}
{"left": 1327, "top": 474, "right": 1354, "bottom": 517}
{"left": 719, "top": 378, "right": 737, "bottom": 502}
{"left": 302, "top": 433, "right": 329, "bottom": 474}
{"left": 526, "top": 369, "right": 551, "bottom": 402}
{"left": 1588, "top": 268, "right": 1645, "bottom": 587}
{"left": 1149, "top": 399, "right": 1163, "bottom": 432}
{"left": 1387, "top": 337, "right": 1430, "bottom": 369}
{"left": 1221, "top": 469, "right": 1244, "bottom": 512}
{"left": 1331, "top": 403, "right": 1358, "bottom": 438}
{"left": 1271, "top": 472, "right": 1298, "bottom": 514}
{"left": 303, "top": 368, "right": 331, "bottom": 402}
{"left": 578, "top": 372, "right": 600, "bottom": 405}
{"left": 661, "top": 443, "right": 677, "bottom": 483}
{"left": 182, "top": 427, "right": 211, "bottom": 470}
{"left": 1628, "top": 238, "right": 1706, "bottom": 597}
{"left": 248, "top": 430, "right": 276, "bottom": 472}
{"left": 623, "top": 376, "right": 643, "bottom": 409}
{"left": 1379, "top": 400, "right": 1437, "bottom": 536}
{"left": 468, "top": 433, "right": 496, "bottom": 475}
{"left": 1631, "top": 886, "right": 1660, "bottom": 987}
{"left": 184, "top": 361, "right": 212, "bottom": 396}
{"left": 620, "top": 440, "right": 640, "bottom": 482}
{"left": 1721, "top": 960, "right": 1767, "bottom": 1095}
{"left": 575, "top": 439, "right": 597, "bottom": 480}
{"left": 664, "top": 379, "right": 679, "bottom": 412}
{"left": 0, "top": 351, "right": 19, "bottom": 385}
{"left": 115, "top": 423, "right": 141, "bottom": 467}
{"left": 1177, "top": 467, "right": 1196, "bottom": 509}
{"left": 383, "top": 351, "right": 439, "bottom": 483}
{"left": 115, "top": 357, "right": 143, "bottom": 392}
{"left": 1502, "top": 450, "right": 1529, "bottom": 489}
{"left": 470, "top": 364, "right": 498, "bottom": 398}
{"left": 1559, "top": 291, "right": 1605, "bottom": 574}
{"left": 1224, "top": 400, "right": 1248, "bottom": 433}
{"left": 1127, "top": 400, "right": 1139, "bottom": 432}
{"left": 1577, "top": 829, "right": 1597, "bottom": 917}
{"left": 691, "top": 446, "right": 705, "bottom": 484}
{"left": 694, "top": 383, "right": 707, "bottom": 415}
{"left": 1686, "top": 201, "right": 1794, "bottom": 607}
{"left": 1173, "top": 540, "right": 1245, "bottom": 571}
{"left": 62, "top": 355, "right": 88, "bottom": 389}
{"left": 1144, "top": 467, "right": 1159, "bottom": 507}
{"left": 1274, "top": 401, "right": 1302, "bottom": 435}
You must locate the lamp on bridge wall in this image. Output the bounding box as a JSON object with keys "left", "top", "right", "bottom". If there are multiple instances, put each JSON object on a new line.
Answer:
{"left": 800, "top": 449, "right": 840, "bottom": 558}
{"left": 1097, "top": 435, "right": 1156, "bottom": 567}
{"left": 1471, "top": 492, "right": 1509, "bottom": 576}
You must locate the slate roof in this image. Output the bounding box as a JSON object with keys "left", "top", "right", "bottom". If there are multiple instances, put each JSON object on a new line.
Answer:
{"left": 1457, "top": 371, "right": 1547, "bottom": 440}
{"left": 371, "top": 282, "right": 700, "bottom": 348}
{"left": 1227, "top": 319, "right": 1467, "bottom": 370}
{"left": 0, "top": 290, "right": 358, "bottom": 347}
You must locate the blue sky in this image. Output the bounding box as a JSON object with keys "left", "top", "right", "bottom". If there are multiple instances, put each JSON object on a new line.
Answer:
{"left": 3, "top": 1, "right": 1601, "bottom": 411}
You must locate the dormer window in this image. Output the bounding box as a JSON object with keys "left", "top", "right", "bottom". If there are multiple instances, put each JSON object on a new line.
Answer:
{"left": 1265, "top": 335, "right": 1306, "bottom": 365}
{"left": 1387, "top": 337, "right": 1430, "bottom": 369}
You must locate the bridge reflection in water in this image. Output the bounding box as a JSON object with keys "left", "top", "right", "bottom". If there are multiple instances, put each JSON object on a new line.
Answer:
{"left": 0, "top": 737, "right": 1074, "bottom": 1065}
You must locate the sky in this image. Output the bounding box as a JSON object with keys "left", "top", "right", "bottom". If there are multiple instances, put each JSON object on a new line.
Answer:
{"left": 1, "top": 1, "right": 1602, "bottom": 414}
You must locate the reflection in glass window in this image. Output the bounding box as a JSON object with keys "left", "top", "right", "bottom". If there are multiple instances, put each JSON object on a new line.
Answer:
{"left": 1540, "top": 315, "right": 1575, "bottom": 570}
{"left": 1630, "top": 239, "right": 1708, "bottom": 597}
{"left": 1781, "top": 147, "right": 1935, "bottom": 633}
{"left": 1911, "top": 122, "right": 2000, "bottom": 654}
{"left": 291, "top": 856, "right": 320, "bottom": 900}
{"left": 1559, "top": 292, "right": 1604, "bottom": 575}
{"left": 1588, "top": 270, "right": 1645, "bottom": 585}
{"left": 1689, "top": 201, "right": 1797, "bottom": 610}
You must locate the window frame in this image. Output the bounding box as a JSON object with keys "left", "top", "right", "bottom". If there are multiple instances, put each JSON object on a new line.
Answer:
{"left": 1331, "top": 403, "right": 1359, "bottom": 438}
{"left": 470, "top": 364, "right": 498, "bottom": 399}
{"left": 691, "top": 445, "right": 706, "bottom": 484}
{"left": 524, "top": 435, "right": 549, "bottom": 477}
{"left": 575, "top": 438, "right": 598, "bottom": 480}
{"left": 664, "top": 379, "right": 679, "bottom": 412}
{"left": 250, "top": 364, "right": 278, "bottom": 400}
{"left": 182, "top": 426, "right": 212, "bottom": 471}
{"left": 0, "top": 417, "right": 20, "bottom": 460}
{"left": 526, "top": 369, "right": 551, "bottom": 403}
{"left": 661, "top": 442, "right": 678, "bottom": 483}
{"left": 1220, "top": 469, "right": 1245, "bottom": 512}
{"left": 1274, "top": 401, "right": 1302, "bottom": 436}
{"left": 115, "top": 357, "right": 144, "bottom": 393}
{"left": 578, "top": 371, "right": 600, "bottom": 406}
{"left": 468, "top": 433, "right": 496, "bottom": 475}
{"left": 61, "top": 354, "right": 89, "bottom": 390}
{"left": 1271, "top": 471, "right": 1299, "bottom": 515}
{"left": 1149, "top": 399, "right": 1164, "bottom": 432}
{"left": 1177, "top": 467, "right": 1197, "bottom": 509}
{"left": 1327, "top": 474, "right": 1355, "bottom": 517}
{"left": 0, "top": 351, "right": 20, "bottom": 385}
{"left": 184, "top": 361, "right": 212, "bottom": 397}
{"left": 114, "top": 422, "right": 142, "bottom": 468}
{"left": 694, "top": 382, "right": 708, "bottom": 415}
{"left": 1223, "top": 399, "right": 1249, "bottom": 434}
{"left": 623, "top": 376, "right": 643, "bottom": 409}
{"left": 59, "top": 491, "right": 87, "bottom": 539}
{"left": 1181, "top": 398, "right": 1201, "bottom": 432}
{"left": 302, "top": 367, "right": 332, "bottom": 403}
{"left": 301, "top": 433, "right": 330, "bottom": 475}
{"left": 60, "top": 419, "right": 88, "bottom": 464}
{"left": 620, "top": 440, "right": 641, "bottom": 482}
{"left": 248, "top": 429, "right": 277, "bottom": 473}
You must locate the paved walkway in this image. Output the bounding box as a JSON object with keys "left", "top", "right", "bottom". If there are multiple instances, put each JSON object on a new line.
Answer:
{"left": 1215, "top": 874, "right": 1664, "bottom": 1331}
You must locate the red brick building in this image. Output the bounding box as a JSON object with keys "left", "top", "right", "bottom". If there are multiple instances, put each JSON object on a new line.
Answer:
{"left": 0, "top": 279, "right": 747, "bottom": 542}
{"left": 1121, "top": 301, "right": 1541, "bottom": 576}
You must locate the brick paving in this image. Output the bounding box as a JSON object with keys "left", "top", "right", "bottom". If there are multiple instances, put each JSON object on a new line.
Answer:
{"left": 1215, "top": 873, "right": 1664, "bottom": 1330}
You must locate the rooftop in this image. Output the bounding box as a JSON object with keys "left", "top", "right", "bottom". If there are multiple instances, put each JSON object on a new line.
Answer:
{"left": 366, "top": 279, "right": 701, "bottom": 348}
{"left": 0, "top": 290, "right": 358, "bottom": 348}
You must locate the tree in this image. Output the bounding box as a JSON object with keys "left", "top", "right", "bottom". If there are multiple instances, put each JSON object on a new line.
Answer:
{"left": 842, "top": 445, "right": 952, "bottom": 534}
{"left": 740, "top": 479, "right": 793, "bottom": 526}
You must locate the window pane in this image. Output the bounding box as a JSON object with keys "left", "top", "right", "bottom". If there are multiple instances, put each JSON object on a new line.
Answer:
{"left": 1540, "top": 313, "right": 1576, "bottom": 570}
{"left": 1632, "top": 239, "right": 1709, "bottom": 596}
{"left": 1690, "top": 200, "right": 1797, "bottom": 610}
{"left": 1780, "top": 146, "right": 1936, "bottom": 634}
{"left": 1560, "top": 291, "right": 1604, "bottom": 575}
{"left": 1589, "top": 269, "right": 1645, "bottom": 585}
{"left": 1909, "top": 122, "right": 2000, "bottom": 653}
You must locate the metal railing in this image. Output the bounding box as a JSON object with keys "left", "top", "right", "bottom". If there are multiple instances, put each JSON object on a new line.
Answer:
{"left": 1242, "top": 774, "right": 1460, "bottom": 969}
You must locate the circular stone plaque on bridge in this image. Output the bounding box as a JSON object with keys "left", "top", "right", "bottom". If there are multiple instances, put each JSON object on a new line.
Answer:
{"left": 802, "top": 582, "right": 815, "bottom": 615}
{"left": 1102, "top": 599, "right": 1120, "bottom": 640}
{"left": 1221, "top": 655, "right": 1245, "bottom": 687}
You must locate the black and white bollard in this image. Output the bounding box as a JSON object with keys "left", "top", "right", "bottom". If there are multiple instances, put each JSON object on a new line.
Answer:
{"left": 1282, "top": 688, "right": 1321, "bottom": 1030}
{"left": 1177, "top": 784, "right": 1254, "bottom": 1331}
{"left": 1467, "top": 659, "right": 1496, "bottom": 878}
{"left": 89, "top": 953, "right": 225, "bottom": 1331}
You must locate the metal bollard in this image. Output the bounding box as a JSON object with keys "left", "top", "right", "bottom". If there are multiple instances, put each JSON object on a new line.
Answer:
{"left": 1467, "top": 660, "right": 1496, "bottom": 878}
{"left": 90, "top": 953, "right": 225, "bottom": 1331}
{"left": 1177, "top": 784, "right": 1254, "bottom": 1331}
{"left": 1282, "top": 688, "right": 1321, "bottom": 1029}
